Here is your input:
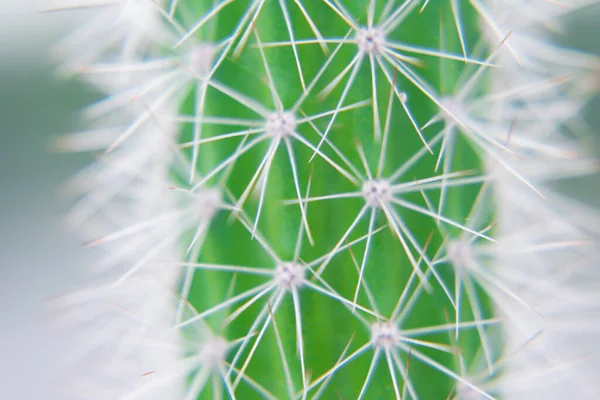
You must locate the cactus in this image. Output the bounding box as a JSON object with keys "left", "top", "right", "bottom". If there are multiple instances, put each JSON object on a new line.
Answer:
{"left": 51, "top": 0, "right": 600, "bottom": 399}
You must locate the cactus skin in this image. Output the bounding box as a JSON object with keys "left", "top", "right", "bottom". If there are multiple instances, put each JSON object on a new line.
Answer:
{"left": 174, "top": 2, "right": 493, "bottom": 399}
{"left": 50, "top": 0, "right": 600, "bottom": 400}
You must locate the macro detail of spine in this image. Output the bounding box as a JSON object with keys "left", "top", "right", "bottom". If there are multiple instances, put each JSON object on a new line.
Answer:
{"left": 49, "top": 0, "right": 600, "bottom": 399}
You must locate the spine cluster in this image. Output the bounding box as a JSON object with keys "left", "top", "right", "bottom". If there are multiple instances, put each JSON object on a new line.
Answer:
{"left": 50, "top": 0, "right": 600, "bottom": 399}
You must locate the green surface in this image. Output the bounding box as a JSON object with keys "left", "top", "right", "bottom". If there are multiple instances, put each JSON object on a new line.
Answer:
{"left": 173, "top": 1, "right": 495, "bottom": 398}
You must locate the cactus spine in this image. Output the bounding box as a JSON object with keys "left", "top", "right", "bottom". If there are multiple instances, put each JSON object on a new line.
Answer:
{"left": 52, "top": 0, "right": 600, "bottom": 399}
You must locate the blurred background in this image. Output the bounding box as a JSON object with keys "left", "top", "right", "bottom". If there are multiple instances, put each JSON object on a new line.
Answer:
{"left": 0, "top": 1, "right": 599, "bottom": 399}
{"left": 0, "top": 2, "right": 96, "bottom": 399}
